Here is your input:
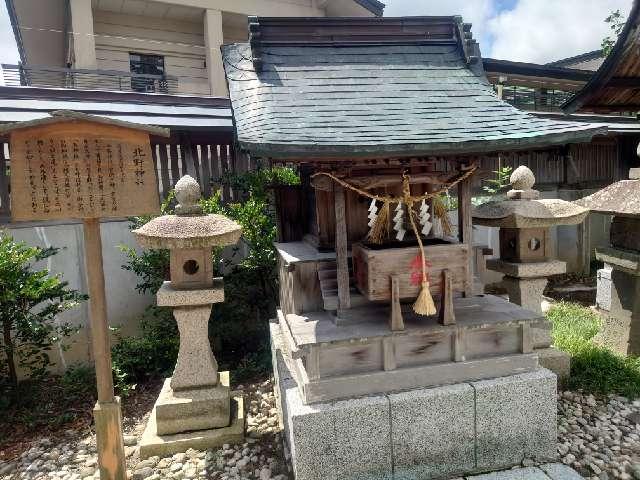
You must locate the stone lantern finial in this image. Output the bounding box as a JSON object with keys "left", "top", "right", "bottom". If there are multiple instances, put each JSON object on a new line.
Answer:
{"left": 175, "top": 175, "right": 203, "bottom": 215}
{"left": 507, "top": 165, "right": 539, "bottom": 200}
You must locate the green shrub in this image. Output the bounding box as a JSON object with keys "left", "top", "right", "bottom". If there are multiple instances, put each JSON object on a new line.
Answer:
{"left": 111, "top": 307, "right": 179, "bottom": 395}
{"left": 114, "top": 167, "right": 299, "bottom": 389}
{"left": 548, "top": 301, "right": 640, "bottom": 398}
{"left": 0, "top": 233, "right": 86, "bottom": 391}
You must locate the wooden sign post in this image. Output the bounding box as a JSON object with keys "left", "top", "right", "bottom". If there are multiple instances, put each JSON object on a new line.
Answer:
{"left": 2, "top": 111, "right": 169, "bottom": 480}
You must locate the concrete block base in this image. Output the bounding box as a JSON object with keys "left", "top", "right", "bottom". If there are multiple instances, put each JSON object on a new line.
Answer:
{"left": 537, "top": 347, "right": 570, "bottom": 381}
{"left": 270, "top": 321, "right": 557, "bottom": 480}
{"left": 139, "top": 395, "right": 244, "bottom": 459}
{"left": 155, "top": 373, "right": 231, "bottom": 435}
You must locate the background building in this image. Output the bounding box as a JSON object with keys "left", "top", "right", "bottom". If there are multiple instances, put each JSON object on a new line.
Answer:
{"left": 0, "top": 0, "right": 384, "bottom": 372}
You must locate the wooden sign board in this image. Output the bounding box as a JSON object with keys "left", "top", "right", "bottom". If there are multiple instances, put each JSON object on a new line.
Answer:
{"left": 9, "top": 120, "right": 160, "bottom": 221}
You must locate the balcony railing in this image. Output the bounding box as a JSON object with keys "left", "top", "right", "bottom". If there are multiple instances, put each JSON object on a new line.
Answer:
{"left": 498, "top": 85, "right": 573, "bottom": 112}
{"left": 1, "top": 64, "right": 179, "bottom": 94}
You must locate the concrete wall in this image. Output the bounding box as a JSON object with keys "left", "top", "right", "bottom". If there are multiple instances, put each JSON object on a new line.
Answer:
{"left": 93, "top": 10, "right": 210, "bottom": 95}
{"left": 9, "top": 0, "right": 69, "bottom": 66}
{"left": 7, "top": 219, "right": 152, "bottom": 375}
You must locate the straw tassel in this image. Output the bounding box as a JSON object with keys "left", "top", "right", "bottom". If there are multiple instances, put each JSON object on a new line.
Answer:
{"left": 433, "top": 195, "right": 453, "bottom": 237}
{"left": 402, "top": 174, "right": 437, "bottom": 316}
{"left": 366, "top": 200, "right": 390, "bottom": 244}
{"left": 414, "top": 278, "right": 437, "bottom": 316}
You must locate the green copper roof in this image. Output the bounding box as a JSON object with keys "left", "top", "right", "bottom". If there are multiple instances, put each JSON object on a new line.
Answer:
{"left": 222, "top": 21, "right": 606, "bottom": 159}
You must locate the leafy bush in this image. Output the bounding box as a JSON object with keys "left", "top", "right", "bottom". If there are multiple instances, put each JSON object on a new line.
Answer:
{"left": 111, "top": 307, "right": 178, "bottom": 394}
{"left": 114, "top": 167, "right": 299, "bottom": 389}
{"left": 472, "top": 165, "right": 513, "bottom": 206}
{"left": 0, "top": 233, "right": 86, "bottom": 391}
{"left": 548, "top": 301, "right": 640, "bottom": 398}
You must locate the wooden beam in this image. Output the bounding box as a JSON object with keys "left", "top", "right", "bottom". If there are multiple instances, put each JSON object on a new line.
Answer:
{"left": 382, "top": 337, "right": 396, "bottom": 371}
{"left": 457, "top": 173, "right": 473, "bottom": 297}
{"left": 390, "top": 274, "right": 405, "bottom": 331}
{"left": 334, "top": 185, "right": 351, "bottom": 310}
{"left": 438, "top": 269, "right": 455, "bottom": 325}
{"left": 83, "top": 218, "right": 126, "bottom": 480}
{"left": 83, "top": 218, "right": 115, "bottom": 402}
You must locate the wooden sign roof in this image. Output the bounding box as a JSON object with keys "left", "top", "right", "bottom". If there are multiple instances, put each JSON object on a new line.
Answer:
{"left": 563, "top": 0, "right": 640, "bottom": 113}
{"left": 6, "top": 111, "right": 169, "bottom": 221}
{"left": 222, "top": 16, "right": 606, "bottom": 160}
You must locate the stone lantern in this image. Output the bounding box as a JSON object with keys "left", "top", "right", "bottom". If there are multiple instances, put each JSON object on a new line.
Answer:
{"left": 575, "top": 168, "right": 640, "bottom": 355}
{"left": 132, "top": 175, "right": 244, "bottom": 458}
{"left": 473, "top": 166, "right": 589, "bottom": 313}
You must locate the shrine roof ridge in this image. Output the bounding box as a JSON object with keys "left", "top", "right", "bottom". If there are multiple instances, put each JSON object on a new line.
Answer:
{"left": 0, "top": 110, "right": 171, "bottom": 137}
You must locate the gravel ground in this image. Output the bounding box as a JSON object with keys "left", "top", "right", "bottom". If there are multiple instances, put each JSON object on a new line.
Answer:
{"left": 7, "top": 383, "right": 640, "bottom": 480}
{"left": 0, "top": 379, "right": 292, "bottom": 480}
{"left": 558, "top": 391, "right": 640, "bottom": 480}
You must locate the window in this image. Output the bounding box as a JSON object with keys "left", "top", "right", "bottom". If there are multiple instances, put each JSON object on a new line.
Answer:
{"left": 129, "top": 53, "right": 167, "bottom": 93}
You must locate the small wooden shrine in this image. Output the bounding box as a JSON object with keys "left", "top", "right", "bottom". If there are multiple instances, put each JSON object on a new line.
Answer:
{"left": 223, "top": 16, "right": 604, "bottom": 403}
{"left": 223, "top": 15, "right": 606, "bottom": 480}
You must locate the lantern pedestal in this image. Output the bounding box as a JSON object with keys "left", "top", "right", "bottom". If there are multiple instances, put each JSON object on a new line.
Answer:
{"left": 487, "top": 259, "right": 566, "bottom": 314}
{"left": 155, "top": 373, "right": 231, "bottom": 435}
{"left": 139, "top": 394, "right": 244, "bottom": 459}
{"left": 139, "top": 282, "right": 244, "bottom": 458}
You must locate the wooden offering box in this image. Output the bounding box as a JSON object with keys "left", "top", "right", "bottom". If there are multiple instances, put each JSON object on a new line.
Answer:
{"left": 352, "top": 239, "right": 470, "bottom": 301}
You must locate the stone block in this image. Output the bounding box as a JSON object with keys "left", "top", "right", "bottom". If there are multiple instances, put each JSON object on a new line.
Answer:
{"left": 284, "top": 385, "right": 392, "bottom": 480}
{"left": 487, "top": 259, "right": 566, "bottom": 278}
{"left": 531, "top": 319, "right": 552, "bottom": 349}
{"left": 596, "top": 247, "right": 640, "bottom": 275}
{"left": 540, "top": 463, "right": 585, "bottom": 480}
{"left": 156, "top": 280, "right": 224, "bottom": 307}
{"left": 390, "top": 384, "right": 475, "bottom": 480}
{"left": 139, "top": 395, "right": 244, "bottom": 459}
{"left": 537, "top": 347, "right": 570, "bottom": 381}
{"left": 596, "top": 266, "right": 612, "bottom": 312}
{"left": 171, "top": 304, "right": 218, "bottom": 391}
{"left": 502, "top": 276, "right": 549, "bottom": 313}
{"left": 155, "top": 373, "right": 230, "bottom": 435}
{"left": 473, "top": 368, "right": 557, "bottom": 471}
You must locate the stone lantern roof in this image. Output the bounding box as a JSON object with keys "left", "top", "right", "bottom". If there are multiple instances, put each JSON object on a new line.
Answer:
{"left": 132, "top": 175, "right": 241, "bottom": 250}
{"left": 574, "top": 169, "right": 640, "bottom": 217}
{"left": 473, "top": 166, "right": 589, "bottom": 228}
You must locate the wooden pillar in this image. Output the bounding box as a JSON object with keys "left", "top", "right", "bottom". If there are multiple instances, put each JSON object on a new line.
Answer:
{"left": 334, "top": 185, "right": 351, "bottom": 310}
{"left": 83, "top": 218, "right": 126, "bottom": 480}
{"left": 390, "top": 274, "right": 404, "bottom": 331}
{"left": 457, "top": 173, "right": 473, "bottom": 297}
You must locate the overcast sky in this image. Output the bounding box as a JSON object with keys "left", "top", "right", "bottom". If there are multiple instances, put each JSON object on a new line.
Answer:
{"left": 0, "top": 0, "right": 634, "bottom": 65}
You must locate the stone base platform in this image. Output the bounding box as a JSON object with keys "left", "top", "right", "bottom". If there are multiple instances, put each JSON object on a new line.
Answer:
{"left": 270, "top": 321, "right": 558, "bottom": 480}
{"left": 155, "top": 373, "right": 231, "bottom": 435}
{"left": 139, "top": 394, "right": 244, "bottom": 459}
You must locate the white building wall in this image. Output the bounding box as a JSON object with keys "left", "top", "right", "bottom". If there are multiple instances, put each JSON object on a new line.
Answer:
{"left": 93, "top": 10, "right": 210, "bottom": 95}
{"left": 8, "top": 220, "right": 153, "bottom": 375}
